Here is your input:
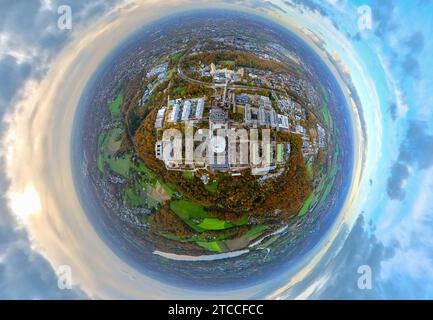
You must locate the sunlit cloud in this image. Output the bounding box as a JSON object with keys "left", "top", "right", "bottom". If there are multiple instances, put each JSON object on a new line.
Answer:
{"left": 0, "top": 0, "right": 432, "bottom": 299}
{"left": 8, "top": 184, "right": 42, "bottom": 219}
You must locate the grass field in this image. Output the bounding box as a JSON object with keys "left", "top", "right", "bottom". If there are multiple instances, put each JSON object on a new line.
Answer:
{"left": 197, "top": 218, "right": 232, "bottom": 231}
{"left": 130, "top": 163, "right": 175, "bottom": 207}
{"left": 220, "top": 60, "right": 235, "bottom": 66}
{"left": 306, "top": 162, "right": 314, "bottom": 180}
{"left": 182, "top": 171, "right": 194, "bottom": 180}
{"left": 97, "top": 94, "right": 124, "bottom": 173}
{"left": 322, "top": 106, "right": 332, "bottom": 128}
{"left": 97, "top": 133, "right": 108, "bottom": 173}
{"left": 170, "top": 199, "right": 246, "bottom": 232}
{"left": 299, "top": 193, "right": 316, "bottom": 217}
{"left": 196, "top": 241, "right": 222, "bottom": 253}
{"left": 170, "top": 200, "right": 208, "bottom": 232}
{"left": 160, "top": 182, "right": 176, "bottom": 198}
{"left": 106, "top": 127, "right": 123, "bottom": 154}
{"left": 171, "top": 199, "right": 207, "bottom": 219}
{"left": 159, "top": 209, "right": 254, "bottom": 253}
{"left": 134, "top": 162, "right": 157, "bottom": 180}
{"left": 109, "top": 93, "right": 124, "bottom": 119}
{"left": 106, "top": 154, "right": 132, "bottom": 178}
{"left": 124, "top": 188, "right": 146, "bottom": 207}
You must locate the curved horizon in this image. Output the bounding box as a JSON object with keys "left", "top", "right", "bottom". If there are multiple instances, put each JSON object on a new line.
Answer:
{"left": 1, "top": 0, "right": 431, "bottom": 300}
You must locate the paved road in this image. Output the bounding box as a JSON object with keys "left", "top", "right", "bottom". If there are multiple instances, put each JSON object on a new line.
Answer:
{"left": 177, "top": 66, "right": 280, "bottom": 94}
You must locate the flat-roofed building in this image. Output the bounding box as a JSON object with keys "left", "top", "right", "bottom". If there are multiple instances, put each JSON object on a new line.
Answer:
{"left": 195, "top": 98, "right": 205, "bottom": 119}
{"left": 251, "top": 166, "right": 277, "bottom": 176}
{"left": 210, "top": 63, "right": 244, "bottom": 83}
{"left": 169, "top": 103, "right": 180, "bottom": 123}
{"left": 260, "top": 96, "right": 272, "bottom": 108}
{"left": 210, "top": 108, "right": 228, "bottom": 123}
{"left": 259, "top": 106, "right": 278, "bottom": 128}
{"left": 154, "top": 107, "right": 166, "bottom": 129}
{"left": 235, "top": 94, "right": 251, "bottom": 106}
{"left": 245, "top": 105, "right": 259, "bottom": 126}
{"left": 277, "top": 114, "right": 289, "bottom": 130}
{"left": 182, "top": 100, "right": 191, "bottom": 121}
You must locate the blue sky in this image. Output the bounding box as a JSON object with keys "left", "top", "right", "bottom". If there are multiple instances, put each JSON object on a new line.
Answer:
{"left": 1, "top": 0, "right": 433, "bottom": 299}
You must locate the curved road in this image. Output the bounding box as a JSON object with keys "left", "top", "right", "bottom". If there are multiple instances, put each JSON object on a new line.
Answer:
{"left": 177, "top": 66, "right": 282, "bottom": 94}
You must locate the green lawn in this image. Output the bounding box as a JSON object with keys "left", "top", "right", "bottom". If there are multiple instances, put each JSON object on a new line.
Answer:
{"left": 220, "top": 60, "right": 235, "bottom": 66}
{"left": 197, "top": 218, "right": 232, "bottom": 231}
{"left": 306, "top": 162, "right": 314, "bottom": 180}
{"left": 134, "top": 162, "right": 157, "bottom": 180}
{"left": 170, "top": 199, "right": 207, "bottom": 220}
{"left": 299, "top": 194, "right": 316, "bottom": 217}
{"left": 109, "top": 94, "right": 123, "bottom": 117}
{"left": 97, "top": 133, "right": 108, "bottom": 173}
{"left": 277, "top": 144, "right": 284, "bottom": 163}
{"left": 97, "top": 154, "right": 105, "bottom": 173}
{"left": 196, "top": 241, "right": 222, "bottom": 253}
{"left": 160, "top": 232, "right": 184, "bottom": 242}
{"left": 170, "top": 200, "right": 207, "bottom": 232}
{"left": 182, "top": 171, "right": 194, "bottom": 180}
{"left": 124, "top": 188, "right": 145, "bottom": 207}
{"left": 170, "top": 199, "right": 243, "bottom": 232}
{"left": 109, "top": 93, "right": 124, "bottom": 119}
{"left": 97, "top": 126, "right": 125, "bottom": 174}
{"left": 321, "top": 106, "right": 332, "bottom": 128}
{"left": 160, "top": 182, "right": 176, "bottom": 198}
{"left": 106, "top": 154, "right": 132, "bottom": 178}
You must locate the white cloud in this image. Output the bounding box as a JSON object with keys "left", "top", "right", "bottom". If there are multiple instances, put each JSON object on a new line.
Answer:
{"left": 380, "top": 169, "right": 433, "bottom": 286}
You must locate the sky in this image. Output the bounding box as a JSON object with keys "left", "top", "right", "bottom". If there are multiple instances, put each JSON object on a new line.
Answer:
{"left": 1, "top": 0, "right": 433, "bottom": 299}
